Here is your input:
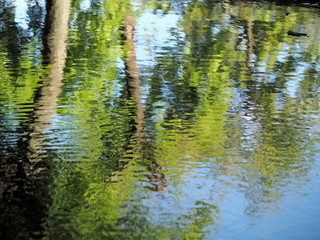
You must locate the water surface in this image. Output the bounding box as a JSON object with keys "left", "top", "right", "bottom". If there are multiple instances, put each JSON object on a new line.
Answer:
{"left": 0, "top": 0, "right": 320, "bottom": 239}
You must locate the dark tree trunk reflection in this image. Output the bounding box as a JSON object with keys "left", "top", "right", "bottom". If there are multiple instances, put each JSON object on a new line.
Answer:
{"left": 0, "top": 1, "right": 71, "bottom": 239}
{"left": 118, "top": 11, "right": 166, "bottom": 191}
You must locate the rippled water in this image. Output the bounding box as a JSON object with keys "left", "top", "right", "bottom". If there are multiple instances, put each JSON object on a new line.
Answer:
{"left": 1, "top": 0, "right": 320, "bottom": 239}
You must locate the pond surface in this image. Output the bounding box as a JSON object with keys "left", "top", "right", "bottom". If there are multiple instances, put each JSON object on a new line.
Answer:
{"left": 1, "top": 0, "right": 320, "bottom": 239}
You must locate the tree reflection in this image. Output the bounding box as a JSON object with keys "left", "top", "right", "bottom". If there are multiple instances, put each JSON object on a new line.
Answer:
{"left": 146, "top": 0, "right": 320, "bottom": 222}
{"left": 0, "top": 0, "right": 70, "bottom": 239}
{"left": 0, "top": 0, "right": 319, "bottom": 239}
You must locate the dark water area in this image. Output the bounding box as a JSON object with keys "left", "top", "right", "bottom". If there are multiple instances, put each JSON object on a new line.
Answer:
{"left": 1, "top": 0, "right": 320, "bottom": 239}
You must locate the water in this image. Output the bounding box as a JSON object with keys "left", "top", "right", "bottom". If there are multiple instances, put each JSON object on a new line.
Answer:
{"left": 1, "top": 0, "right": 320, "bottom": 239}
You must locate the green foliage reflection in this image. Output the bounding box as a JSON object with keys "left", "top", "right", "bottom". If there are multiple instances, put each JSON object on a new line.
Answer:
{"left": 1, "top": 0, "right": 320, "bottom": 239}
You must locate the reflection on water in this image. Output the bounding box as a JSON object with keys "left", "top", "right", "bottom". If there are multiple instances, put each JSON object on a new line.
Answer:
{"left": 1, "top": 0, "right": 320, "bottom": 239}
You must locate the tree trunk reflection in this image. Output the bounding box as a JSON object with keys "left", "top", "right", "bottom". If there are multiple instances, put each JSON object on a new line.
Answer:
{"left": 28, "top": 0, "right": 71, "bottom": 160}
{"left": 119, "top": 11, "right": 166, "bottom": 191}
{"left": 0, "top": 1, "right": 71, "bottom": 239}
